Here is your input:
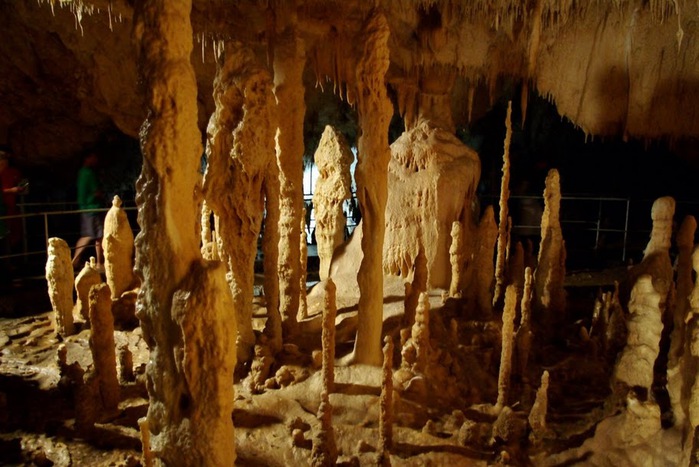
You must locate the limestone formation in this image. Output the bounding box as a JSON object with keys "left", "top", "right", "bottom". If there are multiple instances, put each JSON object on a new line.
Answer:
{"left": 516, "top": 267, "right": 534, "bottom": 381}
{"left": 466, "top": 206, "right": 497, "bottom": 318}
{"left": 200, "top": 201, "right": 219, "bottom": 261}
{"left": 614, "top": 276, "right": 663, "bottom": 391}
{"left": 449, "top": 221, "right": 464, "bottom": 298}
{"left": 494, "top": 102, "right": 513, "bottom": 308}
{"left": 311, "top": 390, "right": 337, "bottom": 467}
{"left": 74, "top": 257, "right": 101, "bottom": 323}
{"left": 262, "top": 165, "right": 282, "bottom": 353}
{"left": 133, "top": 1, "right": 236, "bottom": 463}
{"left": 529, "top": 371, "right": 550, "bottom": 443}
{"left": 403, "top": 248, "right": 428, "bottom": 329}
{"left": 202, "top": 43, "right": 279, "bottom": 361}
{"left": 312, "top": 125, "right": 353, "bottom": 281}
{"left": 534, "top": 169, "right": 567, "bottom": 328}
{"left": 103, "top": 195, "right": 136, "bottom": 299}
{"left": 88, "top": 283, "right": 119, "bottom": 414}
{"left": 497, "top": 285, "right": 517, "bottom": 409}
{"left": 352, "top": 10, "right": 393, "bottom": 366}
{"left": 379, "top": 335, "right": 394, "bottom": 466}
{"left": 299, "top": 208, "right": 309, "bottom": 320}
{"left": 118, "top": 342, "right": 134, "bottom": 384}
{"left": 45, "top": 237, "right": 74, "bottom": 337}
{"left": 321, "top": 279, "right": 337, "bottom": 393}
{"left": 139, "top": 417, "right": 154, "bottom": 467}
{"left": 411, "top": 292, "right": 431, "bottom": 374}
{"left": 274, "top": 11, "right": 306, "bottom": 338}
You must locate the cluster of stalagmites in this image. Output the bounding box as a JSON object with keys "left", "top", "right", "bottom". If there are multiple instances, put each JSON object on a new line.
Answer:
{"left": 46, "top": 196, "right": 140, "bottom": 433}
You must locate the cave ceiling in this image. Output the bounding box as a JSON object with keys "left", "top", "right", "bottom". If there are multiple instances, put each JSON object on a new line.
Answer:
{"left": 0, "top": 0, "right": 697, "bottom": 167}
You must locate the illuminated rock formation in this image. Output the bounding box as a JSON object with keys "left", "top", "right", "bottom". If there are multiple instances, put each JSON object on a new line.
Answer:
{"left": 449, "top": 221, "right": 464, "bottom": 297}
{"left": 529, "top": 371, "right": 550, "bottom": 443}
{"left": 466, "top": 206, "right": 497, "bottom": 318}
{"left": 313, "top": 126, "right": 353, "bottom": 281}
{"left": 352, "top": 10, "right": 393, "bottom": 366}
{"left": 534, "top": 169, "right": 566, "bottom": 329}
{"left": 133, "top": 1, "right": 236, "bottom": 463}
{"left": 202, "top": 43, "right": 278, "bottom": 360}
{"left": 88, "top": 283, "right": 119, "bottom": 414}
{"left": 74, "top": 257, "right": 101, "bottom": 323}
{"left": 497, "top": 285, "right": 517, "bottom": 409}
{"left": 614, "top": 276, "right": 662, "bottom": 391}
{"left": 103, "top": 195, "right": 136, "bottom": 299}
{"left": 379, "top": 335, "right": 394, "bottom": 466}
{"left": 45, "top": 237, "right": 74, "bottom": 337}
{"left": 493, "top": 102, "right": 512, "bottom": 307}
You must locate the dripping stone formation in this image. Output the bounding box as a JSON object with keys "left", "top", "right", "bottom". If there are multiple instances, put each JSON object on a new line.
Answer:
{"left": 2, "top": 0, "right": 699, "bottom": 465}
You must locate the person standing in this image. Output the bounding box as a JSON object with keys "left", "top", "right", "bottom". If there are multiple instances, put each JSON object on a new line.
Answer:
{"left": 72, "top": 152, "right": 104, "bottom": 270}
{"left": 0, "top": 151, "right": 26, "bottom": 253}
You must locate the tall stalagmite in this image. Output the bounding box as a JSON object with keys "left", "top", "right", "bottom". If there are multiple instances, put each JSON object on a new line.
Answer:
{"left": 497, "top": 285, "right": 517, "bottom": 409}
{"left": 46, "top": 237, "right": 74, "bottom": 337}
{"left": 449, "top": 221, "right": 464, "bottom": 297}
{"left": 466, "top": 206, "right": 497, "bottom": 318}
{"left": 534, "top": 169, "right": 566, "bottom": 328}
{"left": 352, "top": 10, "right": 393, "bottom": 366}
{"left": 88, "top": 283, "right": 119, "bottom": 414}
{"left": 313, "top": 125, "right": 353, "bottom": 281}
{"left": 133, "top": 1, "right": 236, "bottom": 463}
{"left": 379, "top": 335, "right": 394, "bottom": 466}
{"left": 103, "top": 195, "right": 136, "bottom": 299}
{"left": 493, "top": 101, "right": 513, "bottom": 307}
{"left": 203, "top": 44, "right": 278, "bottom": 360}
{"left": 74, "top": 258, "right": 101, "bottom": 323}
{"left": 273, "top": 5, "right": 306, "bottom": 337}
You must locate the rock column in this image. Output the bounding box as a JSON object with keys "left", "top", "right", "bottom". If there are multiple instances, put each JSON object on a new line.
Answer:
{"left": 133, "top": 1, "right": 236, "bottom": 464}
{"left": 352, "top": 10, "right": 393, "bottom": 366}
{"left": 88, "top": 283, "right": 119, "bottom": 414}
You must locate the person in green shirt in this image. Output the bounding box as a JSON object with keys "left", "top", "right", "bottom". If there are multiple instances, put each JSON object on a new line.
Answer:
{"left": 72, "top": 152, "right": 104, "bottom": 270}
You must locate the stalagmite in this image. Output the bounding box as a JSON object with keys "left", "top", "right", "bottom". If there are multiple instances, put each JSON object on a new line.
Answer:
{"left": 133, "top": 1, "right": 237, "bottom": 463}
{"left": 529, "top": 370, "right": 550, "bottom": 443}
{"left": 516, "top": 267, "right": 534, "bottom": 381}
{"left": 74, "top": 257, "right": 101, "bottom": 323}
{"left": 509, "top": 241, "right": 525, "bottom": 299}
{"left": 103, "top": 195, "right": 136, "bottom": 299}
{"left": 202, "top": 44, "right": 279, "bottom": 361}
{"left": 311, "top": 281, "right": 338, "bottom": 467}
{"left": 494, "top": 101, "right": 513, "bottom": 307}
{"left": 88, "top": 283, "right": 119, "bottom": 414}
{"left": 273, "top": 9, "right": 306, "bottom": 337}
{"left": 534, "top": 169, "right": 566, "bottom": 329}
{"left": 118, "top": 343, "right": 134, "bottom": 384}
{"left": 352, "top": 10, "right": 393, "bottom": 366}
{"left": 497, "top": 285, "right": 517, "bottom": 409}
{"left": 449, "top": 221, "right": 464, "bottom": 297}
{"left": 614, "top": 275, "right": 663, "bottom": 391}
{"left": 139, "top": 417, "right": 154, "bottom": 467}
{"left": 466, "top": 206, "right": 497, "bottom": 318}
{"left": 262, "top": 166, "right": 282, "bottom": 353}
{"left": 45, "top": 237, "right": 74, "bottom": 337}
{"left": 687, "top": 248, "right": 699, "bottom": 436}
{"left": 299, "top": 208, "right": 308, "bottom": 320}
{"left": 412, "top": 292, "right": 431, "bottom": 374}
{"left": 671, "top": 216, "right": 696, "bottom": 362}
{"left": 199, "top": 201, "right": 218, "bottom": 261}
{"left": 313, "top": 125, "right": 353, "bottom": 281}
{"left": 379, "top": 336, "right": 394, "bottom": 466}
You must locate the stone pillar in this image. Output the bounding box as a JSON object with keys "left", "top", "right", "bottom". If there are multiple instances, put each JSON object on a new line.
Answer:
{"left": 133, "top": 1, "right": 236, "bottom": 464}
{"left": 262, "top": 165, "right": 282, "bottom": 353}
{"left": 313, "top": 125, "right": 353, "bottom": 281}
{"left": 103, "top": 195, "right": 136, "bottom": 299}
{"left": 46, "top": 237, "right": 74, "bottom": 337}
{"left": 352, "top": 10, "right": 394, "bottom": 365}
{"left": 88, "top": 283, "right": 119, "bottom": 414}
{"left": 534, "top": 169, "right": 567, "bottom": 327}
{"left": 203, "top": 44, "right": 278, "bottom": 361}
{"left": 378, "top": 335, "right": 394, "bottom": 467}
{"left": 273, "top": 16, "right": 306, "bottom": 337}
{"left": 74, "top": 258, "right": 101, "bottom": 323}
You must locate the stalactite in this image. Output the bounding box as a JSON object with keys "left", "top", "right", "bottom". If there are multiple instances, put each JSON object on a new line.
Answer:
{"left": 379, "top": 335, "right": 394, "bottom": 466}
{"left": 103, "top": 195, "right": 136, "bottom": 299}
{"left": 449, "top": 221, "right": 464, "bottom": 297}
{"left": 496, "top": 285, "right": 517, "bottom": 409}
{"left": 133, "top": 1, "right": 236, "bottom": 463}
{"left": 534, "top": 169, "right": 566, "bottom": 331}
{"left": 493, "top": 101, "right": 512, "bottom": 308}
{"left": 352, "top": 10, "right": 393, "bottom": 366}
{"left": 88, "top": 283, "right": 119, "bottom": 414}
{"left": 273, "top": 19, "right": 306, "bottom": 338}
{"left": 46, "top": 237, "right": 74, "bottom": 337}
